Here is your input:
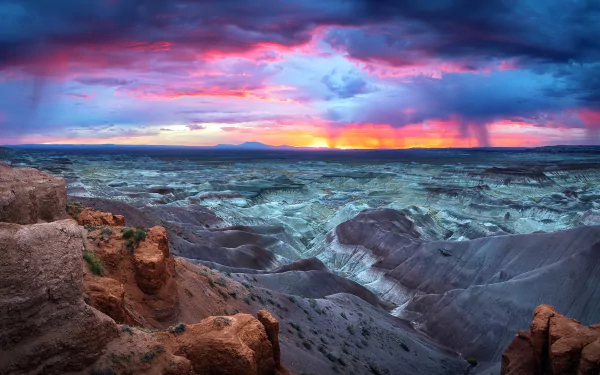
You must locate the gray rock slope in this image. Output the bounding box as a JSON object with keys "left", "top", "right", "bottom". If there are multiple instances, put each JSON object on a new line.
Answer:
{"left": 310, "top": 208, "right": 600, "bottom": 362}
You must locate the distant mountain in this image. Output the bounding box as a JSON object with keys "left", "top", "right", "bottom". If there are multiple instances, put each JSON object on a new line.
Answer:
{"left": 214, "top": 142, "right": 297, "bottom": 150}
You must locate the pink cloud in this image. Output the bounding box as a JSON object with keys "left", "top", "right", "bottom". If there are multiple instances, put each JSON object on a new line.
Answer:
{"left": 63, "top": 93, "right": 96, "bottom": 99}
{"left": 188, "top": 124, "right": 206, "bottom": 131}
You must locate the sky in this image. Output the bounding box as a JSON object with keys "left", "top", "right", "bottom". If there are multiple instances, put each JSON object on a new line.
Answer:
{"left": 1, "top": 0, "right": 600, "bottom": 149}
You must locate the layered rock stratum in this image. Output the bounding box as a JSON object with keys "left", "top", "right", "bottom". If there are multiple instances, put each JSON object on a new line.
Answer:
{"left": 310, "top": 208, "right": 600, "bottom": 368}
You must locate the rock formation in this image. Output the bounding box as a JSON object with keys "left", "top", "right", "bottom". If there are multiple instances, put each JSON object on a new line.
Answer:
{"left": 0, "top": 164, "right": 284, "bottom": 375}
{"left": 0, "top": 219, "right": 118, "bottom": 374}
{"left": 67, "top": 203, "right": 125, "bottom": 226}
{"left": 0, "top": 162, "right": 67, "bottom": 224}
{"left": 258, "top": 310, "right": 281, "bottom": 367}
{"left": 501, "top": 304, "right": 600, "bottom": 375}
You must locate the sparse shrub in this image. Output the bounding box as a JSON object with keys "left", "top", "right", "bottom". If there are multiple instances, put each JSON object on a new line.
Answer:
{"left": 342, "top": 346, "right": 350, "bottom": 355}
{"left": 141, "top": 352, "right": 154, "bottom": 363}
{"left": 215, "top": 277, "right": 227, "bottom": 287}
{"left": 123, "top": 227, "right": 148, "bottom": 251}
{"left": 400, "top": 342, "right": 409, "bottom": 352}
{"left": 302, "top": 341, "right": 312, "bottom": 350}
{"left": 337, "top": 357, "right": 347, "bottom": 367}
{"left": 101, "top": 227, "right": 113, "bottom": 236}
{"left": 121, "top": 325, "right": 134, "bottom": 335}
{"left": 347, "top": 325, "right": 355, "bottom": 335}
{"left": 267, "top": 298, "right": 275, "bottom": 305}
{"left": 242, "top": 282, "right": 253, "bottom": 290}
{"left": 218, "top": 289, "right": 229, "bottom": 300}
{"left": 214, "top": 316, "right": 232, "bottom": 326}
{"left": 290, "top": 322, "right": 301, "bottom": 331}
{"left": 341, "top": 312, "right": 348, "bottom": 320}
{"left": 133, "top": 227, "right": 147, "bottom": 242}
{"left": 466, "top": 357, "right": 478, "bottom": 366}
{"left": 122, "top": 228, "right": 134, "bottom": 239}
{"left": 361, "top": 326, "right": 370, "bottom": 338}
{"left": 243, "top": 297, "right": 251, "bottom": 305}
{"left": 288, "top": 295, "right": 296, "bottom": 303}
{"left": 367, "top": 362, "right": 386, "bottom": 375}
{"left": 228, "top": 291, "right": 237, "bottom": 299}
{"left": 168, "top": 323, "right": 186, "bottom": 334}
{"left": 208, "top": 277, "right": 215, "bottom": 288}
{"left": 83, "top": 251, "right": 104, "bottom": 276}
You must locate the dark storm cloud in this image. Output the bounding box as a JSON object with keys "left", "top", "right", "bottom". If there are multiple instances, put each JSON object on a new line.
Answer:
{"left": 3, "top": 0, "right": 599, "bottom": 74}
{"left": 2, "top": 0, "right": 600, "bottom": 144}
{"left": 4, "top": 1, "right": 596, "bottom": 69}
{"left": 351, "top": 1, "right": 600, "bottom": 64}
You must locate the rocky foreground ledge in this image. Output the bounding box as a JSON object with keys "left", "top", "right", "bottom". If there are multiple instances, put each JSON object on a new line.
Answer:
{"left": 0, "top": 163, "right": 285, "bottom": 375}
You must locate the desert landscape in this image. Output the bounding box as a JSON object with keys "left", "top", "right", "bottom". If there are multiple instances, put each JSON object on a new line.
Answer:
{"left": 2, "top": 146, "right": 600, "bottom": 374}
{"left": 2, "top": 0, "right": 600, "bottom": 373}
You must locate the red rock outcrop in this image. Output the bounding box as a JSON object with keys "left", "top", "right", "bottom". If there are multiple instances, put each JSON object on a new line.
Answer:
{"left": 0, "top": 220, "right": 118, "bottom": 374}
{"left": 68, "top": 204, "right": 125, "bottom": 226}
{"left": 84, "top": 274, "right": 135, "bottom": 325}
{"left": 0, "top": 164, "right": 284, "bottom": 375}
{"left": 501, "top": 304, "right": 600, "bottom": 375}
{"left": 0, "top": 162, "right": 67, "bottom": 224}
{"left": 83, "top": 225, "right": 179, "bottom": 326}
{"left": 90, "top": 312, "right": 283, "bottom": 375}
{"left": 133, "top": 226, "right": 174, "bottom": 295}
{"left": 258, "top": 309, "right": 281, "bottom": 368}
{"left": 159, "top": 314, "right": 276, "bottom": 375}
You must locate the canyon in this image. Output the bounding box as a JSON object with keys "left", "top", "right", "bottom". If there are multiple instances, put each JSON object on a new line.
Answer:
{"left": 2, "top": 146, "right": 600, "bottom": 374}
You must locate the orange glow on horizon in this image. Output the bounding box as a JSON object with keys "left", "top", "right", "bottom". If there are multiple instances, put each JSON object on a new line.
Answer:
{"left": 2, "top": 119, "right": 571, "bottom": 149}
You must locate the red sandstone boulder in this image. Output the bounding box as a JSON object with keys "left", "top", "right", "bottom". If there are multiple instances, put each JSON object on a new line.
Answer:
{"left": 159, "top": 313, "right": 277, "bottom": 375}
{"left": 0, "top": 162, "right": 67, "bottom": 224}
{"left": 501, "top": 304, "right": 600, "bottom": 375}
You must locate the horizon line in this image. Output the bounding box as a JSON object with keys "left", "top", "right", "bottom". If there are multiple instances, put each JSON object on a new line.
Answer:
{"left": 1, "top": 143, "right": 596, "bottom": 151}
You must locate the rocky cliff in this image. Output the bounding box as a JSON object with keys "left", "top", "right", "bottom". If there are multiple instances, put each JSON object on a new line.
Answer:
{"left": 0, "top": 165, "right": 284, "bottom": 375}
{"left": 0, "top": 162, "right": 67, "bottom": 224}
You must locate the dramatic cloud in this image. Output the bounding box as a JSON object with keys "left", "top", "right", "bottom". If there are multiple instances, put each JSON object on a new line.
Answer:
{"left": 1, "top": 0, "right": 599, "bottom": 147}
